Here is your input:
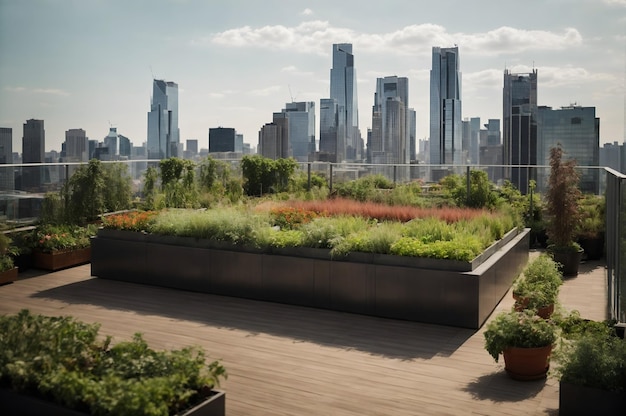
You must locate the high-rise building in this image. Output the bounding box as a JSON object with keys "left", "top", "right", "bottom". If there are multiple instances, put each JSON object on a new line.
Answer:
{"left": 147, "top": 79, "right": 179, "bottom": 159}
{"left": 209, "top": 127, "right": 238, "bottom": 153}
{"left": 21, "top": 119, "right": 45, "bottom": 191}
{"left": 370, "top": 76, "right": 410, "bottom": 169}
{"left": 258, "top": 112, "right": 289, "bottom": 160}
{"left": 319, "top": 98, "right": 338, "bottom": 161}
{"left": 503, "top": 69, "right": 538, "bottom": 194}
{"left": 65, "top": 128, "right": 88, "bottom": 162}
{"left": 409, "top": 109, "right": 416, "bottom": 162}
{"left": 327, "top": 43, "right": 362, "bottom": 162}
{"left": 537, "top": 105, "right": 600, "bottom": 194}
{"left": 484, "top": 119, "right": 501, "bottom": 146}
{"left": 480, "top": 119, "right": 503, "bottom": 183}
{"left": 118, "top": 134, "right": 131, "bottom": 158}
{"left": 283, "top": 102, "right": 315, "bottom": 162}
{"left": 600, "top": 142, "right": 624, "bottom": 173}
{"left": 430, "top": 46, "right": 462, "bottom": 170}
{"left": 0, "top": 127, "right": 14, "bottom": 191}
{"left": 462, "top": 117, "right": 480, "bottom": 164}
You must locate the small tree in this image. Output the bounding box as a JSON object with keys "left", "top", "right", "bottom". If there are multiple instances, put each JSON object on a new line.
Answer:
{"left": 545, "top": 144, "right": 582, "bottom": 250}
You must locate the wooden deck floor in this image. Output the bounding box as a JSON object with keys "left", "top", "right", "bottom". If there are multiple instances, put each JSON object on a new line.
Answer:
{"left": 0, "top": 251, "right": 608, "bottom": 415}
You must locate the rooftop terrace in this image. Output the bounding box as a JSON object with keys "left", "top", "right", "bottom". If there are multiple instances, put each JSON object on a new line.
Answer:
{"left": 0, "top": 252, "right": 608, "bottom": 415}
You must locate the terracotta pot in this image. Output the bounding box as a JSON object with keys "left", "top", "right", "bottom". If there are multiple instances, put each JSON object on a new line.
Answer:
{"left": 0, "top": 267, "right": 18, "bottom": 285}
{"left": 503, "top": 344, "right": 552, "bottom": 381}
{"left": 512, "top": 294, "right": 555, "bottom": 319}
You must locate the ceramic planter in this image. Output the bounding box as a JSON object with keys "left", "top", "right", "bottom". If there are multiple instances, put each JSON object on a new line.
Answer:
{"left": 512, "top": 294, "right": 555, "bottom": 319}
{"left": 32, "top": 247, "right": 91, "bottom": 271}
{"left": 0, "top": 388, "right": 225, "bottom": 416}
{"left": 503, "top": 345, "right": 552, "bottom": 381}
{"left": 550, "top": 248, "right": 584, "bottom": 277}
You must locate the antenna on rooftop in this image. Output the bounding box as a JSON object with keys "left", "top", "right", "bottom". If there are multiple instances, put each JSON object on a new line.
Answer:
{"left": 288, "top": 85, "right": 299, "bottom": 102}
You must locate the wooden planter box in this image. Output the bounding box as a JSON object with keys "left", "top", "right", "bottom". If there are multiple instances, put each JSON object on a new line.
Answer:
{"left": 91, "top": 228, "right": 530, "bottom": 329}
{"left": 0, "top": 388, "right": 225, "bottom": 416}
{"left": 0, "top": 267, "right": 18, "bottom": 285}
{"left": 33, "top": 247, "right": 91, "bottom": 271}
{"left": 559, "top": 381, "right": 626, "bottom": 416}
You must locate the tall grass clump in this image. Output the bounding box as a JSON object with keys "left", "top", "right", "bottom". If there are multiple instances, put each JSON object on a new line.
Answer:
{"left": 330, "top": 221, "right": 404, "bottom": 257}
{"left": 300, "top": 216, "right": 372, "bottom": 249}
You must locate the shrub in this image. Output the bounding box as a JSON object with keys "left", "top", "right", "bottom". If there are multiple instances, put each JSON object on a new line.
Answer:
{"left": 241, "top": 155, "right": 297, "bottom": 196}
{"left": 31, "top": 224, "right": 98, "bottom": 253}
{"left": 101, "top": 211, "right": 158, "bottom": 232}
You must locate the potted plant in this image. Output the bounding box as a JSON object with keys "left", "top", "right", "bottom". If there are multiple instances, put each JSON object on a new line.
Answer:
{"left": 484, "top": 309, "right": 557, "bottom": 380}
{"left": 30, "top": 224, "right": 97, "bottom": 271}
{"left": 544, "top": 144, "right": 583, "bottom": 277}
{"left": 575, "top": 195, "right": 605, "bottom": 261}
{"left": 0, "top": 309, "right": 227, "bottom": 416}
{"left": 553, "top": 317, "right": 626, "bottom": 415}
{"left": 512, "top": 254, "right": 563, "bottom": 318}
{"left": 0, "top": 233, "right": 18, "bottom": 285}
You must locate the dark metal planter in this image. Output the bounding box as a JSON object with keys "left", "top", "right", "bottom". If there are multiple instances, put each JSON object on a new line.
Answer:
{"left": 0, "top": 388, "right": 225, "bottom": 416}
{"left": 91, "top": 228, "right": 529, "bottom": 329}
{"left": 559, "top": 382, "right": 626, "bottom": 416}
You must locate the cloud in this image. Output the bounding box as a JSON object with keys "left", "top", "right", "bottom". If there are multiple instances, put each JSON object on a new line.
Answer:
{"left": 280, "top": 65, "right": 314, "bottom": 76}
{"left": 249, "top": 85, "right": 281, "bottom": 96}
{"left": 301, "top": 8, "right": 313, "bottom": 16}
{"left": 603, "top": 0, "right": 626, "bottom": 6}
{"left": 5, "top": 86, "right": 69, "bottom": 96}
{"left": 205, "top": 21, "right": 583, "bottom": 57}
{"left": 505, "top": 65, "right": 618, "bottom": 88}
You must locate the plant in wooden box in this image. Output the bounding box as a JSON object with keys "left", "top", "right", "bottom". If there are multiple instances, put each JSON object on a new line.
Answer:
{"left": 484, "top": 309, "right": 557, "bottom": 380}
{"left": 0, "top": 233, "right": 18, "bottom": 285}
{"left": 31, "top": 224, "right": 97, "bottom": 271}
{"left": 575, "top": 195, "right": 605, "bottom": 261}
{"left": 553, "top": 312, "right": 626, "bottom": 416}
{"left": 0, "top": 310, "right": 227, "bottom": 416}
{"left": 512, "top": 254, "right": 563, "bottom": 318}
{"left": 544, "top": 144, "right": 583, "bottom": 277}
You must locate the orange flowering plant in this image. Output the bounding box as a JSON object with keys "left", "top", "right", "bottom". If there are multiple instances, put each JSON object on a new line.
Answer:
{"left": 269, "top": 207, "right": 320, "bottom": 230}
{"left": 101, "top": 211, "right": 157, "bottom": 232}
{"left": 32, "top": 224, "right": 98, "bottom": 254}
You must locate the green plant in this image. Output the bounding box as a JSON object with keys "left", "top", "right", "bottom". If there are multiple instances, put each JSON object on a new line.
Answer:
{"left": 31, "top": 224, "right": 97, "bottom": 253}
{"left": 484, "top": 309, "right": 557, "bottom": 362}
{"left": 240, "top": 155, "right": 297, "bottom": 196}
{"left": 545, "top": 144, "right": 582, "bottom": 251}
{"left": 0, "top": 309, "right": 227, "bottom": 416}
{"left": 553, "top": 329, "right": 626, "bottom": 392}
{"left": 576, "top": 194, "right": 605, "bottom": 240}
{"left": 159, "top": 158, "right": 198, "bottom": 209}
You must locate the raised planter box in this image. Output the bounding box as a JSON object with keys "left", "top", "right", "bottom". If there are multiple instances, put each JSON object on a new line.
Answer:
{"left": 91, "top": 228, "right": 530, "bottom": 329}
{"left": 33, "top": 247, "right": 91, "bottom": 271}
{"left": 0, "top": 267, "right": 18, "bottom": 285}
{"left": 0, "top": 388, "right": 225, "bottom": 416}
{"left": 559, "top": 381, "right": 626, "bottom": 416}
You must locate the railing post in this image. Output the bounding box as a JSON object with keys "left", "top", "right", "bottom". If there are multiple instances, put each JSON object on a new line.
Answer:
{"left": 329, "top": 163, "right": 333, "bottom": 194}
{"left": 393, "top": 165, "right": 397, "bottom": 184}
{"left": 466, "top": 166, "right": 471, "bottom": 205}
{"left": 307, "top": 163, "right": 311, "bottom": 191}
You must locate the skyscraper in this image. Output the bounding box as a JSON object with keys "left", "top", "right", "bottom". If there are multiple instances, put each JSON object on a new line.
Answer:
{"left": 503, "top": 69, "right": 538, "bottom": 194}
{"left": 430, "top": 46, "right": 462, "bottom": 169}
{"left": 258, "top": 113, "right": 289, "bottom": 160}
{"left": 319, "top": 98, "right": 338, "bottom": 161}
{"left": 209, "top": 127, "right": 237, "bottom": 153}
{"left": 327, "top": 43, "right": 361, "bottom": 162}
{"left": 537, "top": 105, "right": 600, "bottom": 194}
{"left": 0, "top": 127, "right": 14, "bottom": 191}
{"left": 283, "top": 101, "right": 315, "bottom": 162}
{"left": 103, "top": 127, "right": 119, "bottom": 158}
{"left": 461, "top": 117, "right": 480, "bottom": 165}
{"left": 21, "top": 119, "right": 45, "bottom": 191}
{"left": 370, "top": 76, "right": 409, "bottom": 167}
{"left": 65, "top": 128, "right": 88, "bottom": 162}
{"left": 147, "top": 79, "right": 179, "bottom": 159}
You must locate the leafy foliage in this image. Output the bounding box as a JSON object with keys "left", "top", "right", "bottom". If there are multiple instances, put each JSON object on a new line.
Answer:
{"left": 30, "top": 224, "right": 97, "bottom": 253}
{"left": 0, "top": 310, "right": 227, "bottom": 416}
{"left": 101, "top": 211, "right": 158, "bottom": 232}
{"left": 545, "top": 144, "right": 582, "bottom": 250}
{"left": 513, "top": 254, "right": 563, "bottom": 309}
{"left": 240, "top": 155, "right": 297, "bottom": 196}
{"left": 484, "top": 309, "right": 557, "bottom": 362}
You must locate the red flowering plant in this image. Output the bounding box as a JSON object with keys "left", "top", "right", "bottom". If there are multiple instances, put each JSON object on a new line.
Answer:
{"left": 32, "top": 224, "right": 98, "bottom": 254}
{"left": 269, "top": 207, "right": 321, "bottom": 230}
{"left": 101, "top": 211, "right": 157, "bottom": 232}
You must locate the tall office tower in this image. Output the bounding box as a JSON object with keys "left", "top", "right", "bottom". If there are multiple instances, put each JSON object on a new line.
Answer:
{"left": 21, "top": 119, "right": 45, "bottom": 191}
{"left": 258, "top": 113, "right": 289, "bottom": 160}
{"left": 329, "top": 43, "right": 362, "bottom": 162}
{"left": 465, "top": 117, "right": 481, "bottom": 164}
{"left": 283, "top": 101, "right": 315, "bottom": 162}
{"left": 503, "top": 69, "right": 538, "bottom": 194}
{"left": 209, "top": 127, "right": 237, "bottom": 153}
{"left": 0, "top": 127, "right": 14, "bottom": 191}
{"left": 319, "top": 98, "right": 338, "bottom": 161}
{"left": 430, "top": 46, "right": 462, "bottom": 173}
{"left": 103, "top": 127, "right": 119, "bottom": 159}
{"left": 370, "top": 76, "right": 410, "bottom": 169}
{"left": 147, "top": 79, "right": 179, "bottom": 159}
{"left": 537, "top": 105, "right": 600, "bottom": 194}
{"left": 118, "top": 134, "right": 131, "bottom": 157}
{"left": 599, "top": 142, "right": 623, "bottom": 173}
{"left": 409, "top": 109, "right": 416, "bottom": 162}
{"left": 185, "top": 139, "right": 198, "bottom": 159}
{"left": 65, "top": 128, "right": 88, "bottom": 162}
{"left": 484, "top": 119, "right": 501, "bottom": 145}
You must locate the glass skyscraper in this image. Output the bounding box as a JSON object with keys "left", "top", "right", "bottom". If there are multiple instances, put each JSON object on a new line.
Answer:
{"left": 147, "top": 79, "right": 179, "bottom": 160}
{"left": 370, "top": 76, "right": 409, "bottom": 166}
{"left": 503, "top": 69, "right": 537, "bottom": 194}
{"left": 429, "top": 46, "right": 462, "bottom": 169}
{"left": 328, "top": 43, "right": 361, "bottom": 162}
{"left": 283, "top": 101, "right": 315, "bottom": 162}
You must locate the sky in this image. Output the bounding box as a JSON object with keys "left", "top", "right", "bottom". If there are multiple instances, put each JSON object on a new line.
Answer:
{"left": 1, "top": 0, "right": 625, "bottom": 154}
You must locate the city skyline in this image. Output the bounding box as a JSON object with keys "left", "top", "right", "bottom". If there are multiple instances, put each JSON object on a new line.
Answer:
{"left": 1, "top": 0, "right": 625, "bottom": 154}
